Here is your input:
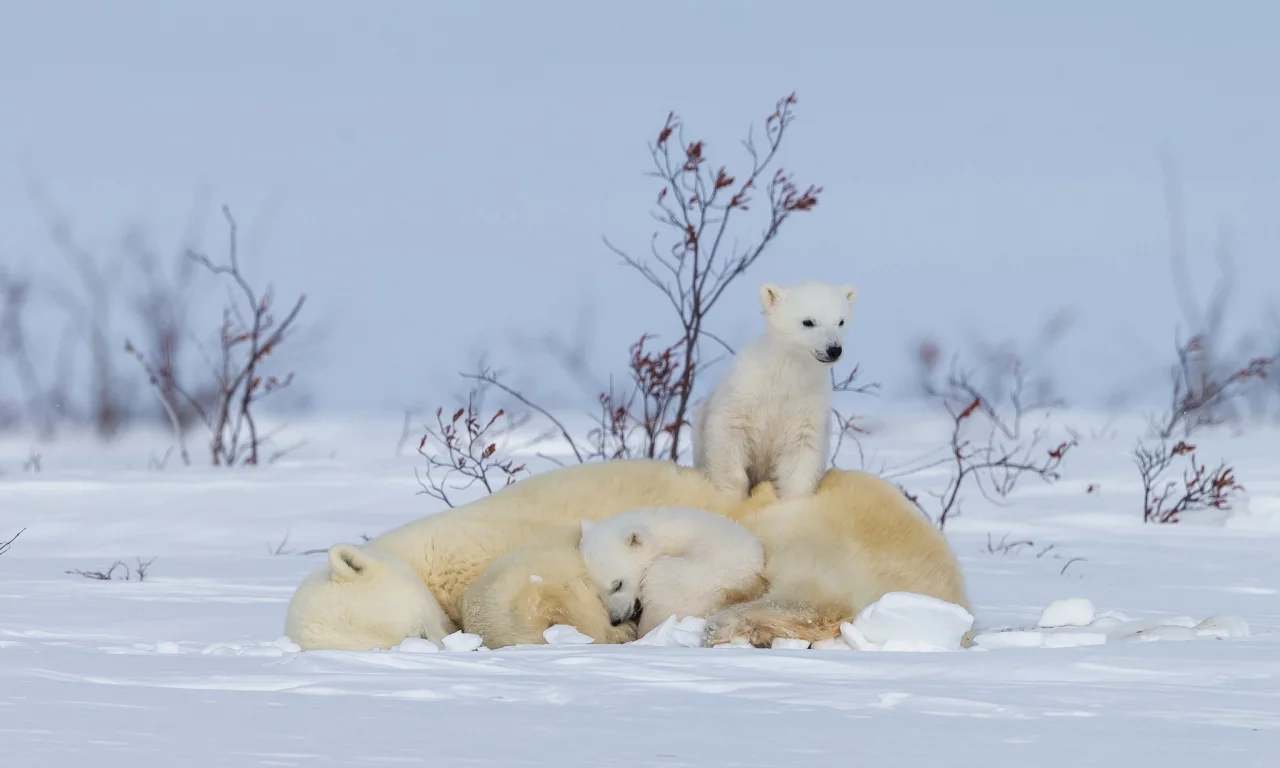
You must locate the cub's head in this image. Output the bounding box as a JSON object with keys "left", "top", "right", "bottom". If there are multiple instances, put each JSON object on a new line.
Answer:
{"left": 578, "top": 518, "right": 658, "bottom": 626}
{"left": 284, "top": 544, "right": 456, "bottom": 651}
{"left": 759, "top": 281, "right": 857, "bottom": 364}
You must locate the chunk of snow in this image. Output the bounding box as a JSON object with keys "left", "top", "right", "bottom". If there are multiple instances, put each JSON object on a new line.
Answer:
{"left": 528, "top": 574, "right": 542, "bottom": 583}
{"left": 852, "top": 592, "right": 974, "bottom": 650}
{"left": 839, "top": 622, "right": 877, "bottom": 651}
{"left": 811, "top": 636, "right": 853, "bottom": 651}
{"left": 1195, "top": 614, "right": 1250, "bottom": 639}
{"left": 770, "top": 638, "right": 810, "bottom": 650}
{"left": 629, "top": 615, "right": 678, "bottom": 646}
{"left": 542, "top": 624, "right": 594, "bottom": 645}
{"left": 441, "top": 631, "right": 484, "bottom": 652}
{"left": 629, "top": 615, "right": 706, "bottom": 647}
{"left": 153, "top": 641, "right": 182, "bottom": 654}
{"left": 272, "top": 636, "right": 302, "bottom": 653}
{"left": 1037, "top": 598, "right": 1095, "bottom": 628}
{"left": 391, "top": 637, "right": 440, "bottom": 653}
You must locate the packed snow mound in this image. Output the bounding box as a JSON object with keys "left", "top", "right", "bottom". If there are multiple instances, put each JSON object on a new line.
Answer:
{"left": 851, "top": 591, "right": 975, "bottom": 650}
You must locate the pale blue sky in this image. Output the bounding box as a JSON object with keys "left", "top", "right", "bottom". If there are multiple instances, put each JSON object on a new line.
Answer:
{"left": 2, "top": 1, "right": 1277, "bottom": 415}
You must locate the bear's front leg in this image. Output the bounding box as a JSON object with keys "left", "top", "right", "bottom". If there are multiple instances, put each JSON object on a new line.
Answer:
{"left": 773, "top": 436, "right": 826, "bottom": 500}
{"left": 697, "top": 414, "right": 753, "bottom": 500}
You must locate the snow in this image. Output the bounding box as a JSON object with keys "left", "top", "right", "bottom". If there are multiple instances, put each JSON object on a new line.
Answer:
{"left": 852, "top": 591, "right": 975, "bottom": 650}
{"left": 2, "top": 410, "right": 1280, "bottom": 765}
{"left": 1037, "top": 597, "right": 1096, "bottom": 628}
{"left": 630, "top": 615, "right": 707, "bottom": 647}
{"left": 440, "top": 631, "right": 486, "bottom": 652}
{"left": 543, "top": 624, "right": 594, "bottom": 646}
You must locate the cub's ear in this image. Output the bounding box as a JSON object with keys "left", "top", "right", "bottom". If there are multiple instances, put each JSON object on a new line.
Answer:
{"left": 843, "top": 284, "right": 857, "bottom": 304}
{"left": 328, "top": 544, "right": 372, "bottom": 583}
{"left": 759, "top": 283, "right": 783, "bottom": 312}
{"left": 578, "top": 518, "right": 594, "bottom": 539}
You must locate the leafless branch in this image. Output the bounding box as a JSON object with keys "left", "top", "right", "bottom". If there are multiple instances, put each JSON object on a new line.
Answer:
{"left": 150, "top": 204, "right": 309, "bottom": 467}
{"left": 66, "top": 557, "right": 155, "bottom": 582}
{"left": 415, "top": 385, "right": 530, "bottom": 508}
{"left": 124, "top": 338, "right": 190, "bottom": 466}
{"left": 0, "top": 528, "right": 24, "bottom": 556}
{"left": 900, "top": 344, "right": 1075, "bottom": 530}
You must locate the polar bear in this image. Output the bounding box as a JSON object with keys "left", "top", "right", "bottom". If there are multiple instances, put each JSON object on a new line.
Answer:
{"left": 578, "top": 506, "right": 766, "bottom": 637}
{"left": 693, "top": 280, "right": 857, "bottom": 500}
{"left": 461, "top": 541, "right": 638, "bottom": 649}
{"left": 283, "top": 459, "right": 970, "bottom": 651}
{"left": 284, "top": 459, "right": 758, "bottom": 651}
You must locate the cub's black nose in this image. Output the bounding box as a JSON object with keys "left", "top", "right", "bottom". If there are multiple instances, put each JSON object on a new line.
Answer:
{"left": 826, "top": 344, "right": 843, "bottom": 361}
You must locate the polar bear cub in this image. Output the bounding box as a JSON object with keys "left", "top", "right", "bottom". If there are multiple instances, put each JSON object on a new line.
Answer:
{"left": 578, "top": 506, "right": 767, "bottom": 637}
{"left": 693, "top": 280, "right": 857, "bottom": 499}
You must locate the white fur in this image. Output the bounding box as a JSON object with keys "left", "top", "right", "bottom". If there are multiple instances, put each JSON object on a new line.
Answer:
{"left": 284, "top": 544, "right": 457, "bottom": 651}
{"left": 693, "top": 280, "right": 857, "bottom": 499}
{"left": 578, "top": 506, "right": 766, "bottom": 637}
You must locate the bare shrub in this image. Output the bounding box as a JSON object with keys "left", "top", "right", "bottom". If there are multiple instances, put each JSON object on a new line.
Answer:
{"left": 126, "top": 205, "right": 306, "bottom": 467}
{"left": 28, "top": 183, "right": 133, "bottom": 439}
{"left": 1130, "top": 158, "right": 1274, "bottom": 523}
{"left": 66, "top": 557, "right": 155, "bottom": 582}
{"left": 982, "top": 533, "right": 1035, "bottom": 555}
{"left": 894, "top": 332, "right": 1075, "bottom": 530}
{"left": 461, "top": 93, "right": 836, "bottom": 467}
{"left": 414, "top": 382, "right": 531, "bottom": 508}
{"left": 0, "top": 268, "right": 63, "bottom": 435}
{"left": 122, "top": 221, "right": 217, "bottom": 432}
{"left": 829, "top": 364, "right": 881, "bottom": 468}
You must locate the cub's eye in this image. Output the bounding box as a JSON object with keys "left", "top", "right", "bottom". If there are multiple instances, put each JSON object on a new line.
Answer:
{"left": 838, "top": 319, "right": 845, "bottom": 327}
{"left": 801, "top": 319, "right": 815, "bottom": 328}
{"left": 610, "top": 580, "right": 623, "bottom": 593}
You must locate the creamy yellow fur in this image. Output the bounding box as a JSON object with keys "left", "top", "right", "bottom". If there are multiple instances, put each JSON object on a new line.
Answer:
{"left": 705, "top": 470, "right": 970, "bottom": 646}
{"left": 461, "top": 542, "right": 639, "bottom": 649}
{"left": 283, "top": 458, "right": 970, "bottom": 651}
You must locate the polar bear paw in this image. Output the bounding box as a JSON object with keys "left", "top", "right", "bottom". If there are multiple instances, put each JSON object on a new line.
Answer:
{"left": 704, "top": 599, "right": 849, "bottom": 649}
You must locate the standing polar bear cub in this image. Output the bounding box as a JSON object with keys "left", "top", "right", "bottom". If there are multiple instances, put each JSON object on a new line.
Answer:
{"left": 578, "top": 506, "right": 767, "bottom": 637}
{"left": 694, "top": 280, "right": 857, "bottom": 500}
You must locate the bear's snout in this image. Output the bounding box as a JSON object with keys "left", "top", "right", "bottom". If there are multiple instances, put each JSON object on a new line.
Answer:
{"left": 610, "top": 597, "right": 643, "bottom": 626}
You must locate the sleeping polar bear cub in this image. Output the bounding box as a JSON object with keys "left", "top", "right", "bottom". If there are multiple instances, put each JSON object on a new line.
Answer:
{"left": 578, "top": 505, "right": 767, "bottom": 637}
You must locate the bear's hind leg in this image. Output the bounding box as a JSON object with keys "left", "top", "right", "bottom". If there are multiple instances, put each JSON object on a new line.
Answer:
{"left": 704, "top": 597, "right": 851, "bottom": 648}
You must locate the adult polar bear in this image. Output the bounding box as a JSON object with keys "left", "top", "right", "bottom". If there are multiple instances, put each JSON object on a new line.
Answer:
{"left": 284, "top": 458, "right": 970, "bottom": 650}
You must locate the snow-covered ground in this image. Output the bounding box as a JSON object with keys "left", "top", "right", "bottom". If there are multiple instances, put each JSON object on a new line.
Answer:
{"left": 2, "top": 408, "right": 1278, "bottom": 766}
